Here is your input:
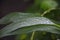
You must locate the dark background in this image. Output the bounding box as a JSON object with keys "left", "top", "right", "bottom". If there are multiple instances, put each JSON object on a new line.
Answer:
{"left": 0, "top": 0, "right": 33, "bottom": 18}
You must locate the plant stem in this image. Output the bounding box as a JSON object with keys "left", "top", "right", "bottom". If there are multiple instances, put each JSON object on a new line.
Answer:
{"left": 30, "top": 31, "right": 35, "bottom": 40}
{"left": 41, "top": 8, "right": 56, "bottom": 16}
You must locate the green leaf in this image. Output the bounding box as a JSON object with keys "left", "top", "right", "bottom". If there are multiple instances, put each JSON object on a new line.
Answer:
{"left": 0, "top": 17, "right": 54, "bottom": 33}
{"left": 0, "top": 16, "right": 56, "bottom": 37}
{"left": 0, "top": 12, "right": 40, "bottom": 24}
